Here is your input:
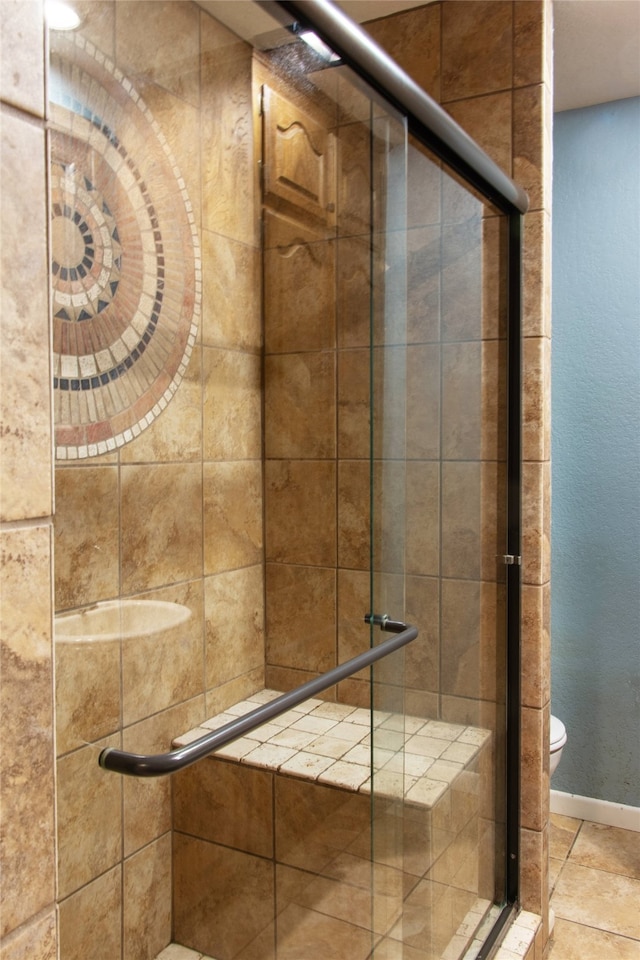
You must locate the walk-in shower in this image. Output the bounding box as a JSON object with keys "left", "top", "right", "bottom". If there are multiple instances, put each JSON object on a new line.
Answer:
{"left": 49, "top": 1, "right": 527, "bottom": 957}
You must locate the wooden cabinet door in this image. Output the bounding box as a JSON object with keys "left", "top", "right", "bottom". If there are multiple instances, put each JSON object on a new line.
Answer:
{"left": 262, "top": 85, "right": 335, "bottom": 230}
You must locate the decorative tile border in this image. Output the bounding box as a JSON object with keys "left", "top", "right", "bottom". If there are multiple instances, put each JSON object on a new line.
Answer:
{"left": 49, "top": 33, "right": 201, "bottom": 459}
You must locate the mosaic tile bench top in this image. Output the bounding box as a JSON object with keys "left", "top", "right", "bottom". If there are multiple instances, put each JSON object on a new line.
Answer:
{"left": 174, "top": 690, "right": 491, "bottom": 808}
{"left": 49, "top": 32, "right": 201, "bottom": 460}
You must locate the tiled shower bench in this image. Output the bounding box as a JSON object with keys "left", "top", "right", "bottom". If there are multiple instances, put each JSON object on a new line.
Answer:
{"left": 171, "top": 690, "right": 495, "bottom": 960}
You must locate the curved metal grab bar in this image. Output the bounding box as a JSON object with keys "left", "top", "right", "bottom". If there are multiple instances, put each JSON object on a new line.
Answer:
{"left": 99, "top": 617, "right": 418, "bottom": 777}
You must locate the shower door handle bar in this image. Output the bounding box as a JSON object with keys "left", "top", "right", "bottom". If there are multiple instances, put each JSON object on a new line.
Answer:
{"left": 99, "top": 619, "right": 418, "bottom": 778}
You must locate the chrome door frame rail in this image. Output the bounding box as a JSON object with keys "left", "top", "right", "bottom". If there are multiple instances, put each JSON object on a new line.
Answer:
{"left": 99, "top": 619, "right": 417, "bottom": 777}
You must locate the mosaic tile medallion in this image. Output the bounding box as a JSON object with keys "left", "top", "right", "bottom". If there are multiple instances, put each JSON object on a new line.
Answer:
{"left": 49, "top": 33, "right": 201, "bottom": 459}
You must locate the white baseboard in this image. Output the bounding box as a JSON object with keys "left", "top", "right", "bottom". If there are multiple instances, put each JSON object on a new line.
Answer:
{"left": 550, "top": 789, "right": 640, "bottom": 831}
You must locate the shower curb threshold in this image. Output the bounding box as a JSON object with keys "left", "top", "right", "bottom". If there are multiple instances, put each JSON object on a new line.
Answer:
{"left": 154, "top": 908, "right": 541, "bottom": 960}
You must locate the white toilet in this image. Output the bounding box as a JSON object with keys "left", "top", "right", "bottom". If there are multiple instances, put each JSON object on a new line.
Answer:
{"left": 550, "top": 714, "right": 567, "bottom": 776}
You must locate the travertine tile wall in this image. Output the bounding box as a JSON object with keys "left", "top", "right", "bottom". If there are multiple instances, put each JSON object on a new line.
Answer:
{"left": 48, "top": 3, "right": 263, "bottom": 957}
{"left": 366, "top": 0, "right": 553, "bottom": 940}
{"left": 0, "top": 1, "right": 57, "bottom": 958}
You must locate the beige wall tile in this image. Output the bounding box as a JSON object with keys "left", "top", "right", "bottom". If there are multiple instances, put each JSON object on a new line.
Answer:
{"left": 0, "top": 0, "right": 45, "bottom": 116}
{"left": 120, "top": 347, "right": 203, "bottom": 464}
{"left": 481, "top": 338, "right": 508, "bottom": 462}
{"left": 266, "top": 563, "right": 336, "bottom": 674}
{"left": 121, "top": 595, "right": 201, "bottom": 726}
{"left": 441, "top": 695, "right": 498, "bottom": 733}
{"left": 173, "top": 833, "right": 275, "bottom": 959}
{"left": 482, "top": 216, "right": 507, "bottom": 341}
{"left": 58, "top": 867, "right": 121, "bottom": 960}
{"left": 54, "top": 466, "right": 120, "bottom": 610}
{"left": 337, "top": 120, "right": 372, "bottom": 239}
{"left": 137, "top": 77, "right": 202, "bottom": 229}
{"left": 174, "top": 757, "right": 274, "bottom": 858}
{"left": 264, "top": 213, "right": 336, "bottom": 354}
{"left": 337, "top": 460, "right": 370, "bottom": 571}
{"left": 265, "top": 353, "right": 336, "bottom": 459}
{"left": 406, "top": 140, "right": 442, "bottom": 231}
{"left": 336, "top": 235, "right": 371, "bottom": 349}
{"left": 406, "top": 224, "right": 442, "bottom": 343}
{"left": 266, "top": 460, "right": 336, "bottom": 567}
{"left": 523, "top": 337, "right": 551, "bottom": 463}
{"left": 373, "top": 460, "right": 407, "bottom": 576}
{"left": 445, "top": 92, "right": 513, "bottom": 177}
{"left": 336, "top": 567, "right": 370, "bottom": 677}
{"left": 372, "top": 346, "right": 407, "bottom": 460}
{"left": 367, "top": 3, "right": 441, "bottom": 102}
{"left": 265, "top": 664, "right": 327, "bottom": 699}
{"left": 523, "top": 211, "right": 550, "bottom": 338}
{"left": 441, "top": 342, "right": 482, "bottom": 460}
{"left": 442, "top": 0, "right": 513, "bottom": 101}
{"left": 121, "top": 463, "right": 203, "bottom": 594}
{"left": 0, "top": 525, "right": 55, "bottom": 937}
{"left": 480, "top": 461, "right": 507, "bottom": 581}
{"left": 276, "top": 775, "right": 370, "bottom": 874}
{"left": 202, "top": 230, "right": 261, "bottom": 350}
{"left": 522, "top": 705, "right": 550, "bottom": 832}
{"left": 407, "top": 344, "right": 440, "bottom": 460}
{"left": 275, "top": 902, "right": 375, "bottom": 960}
{"left": 66, "top": 1, "right": 115, "bottom": 56}
{"left": 522, "top": 584, "right": 550, "bottom": 709}
{"left": 0, "top": 108, "right": 51, "bottom": 522}
{"left": 205, "top": 565, "right": 264, "bottom": 690}
{"left": 55, "top": 627, "right": 120, "bottom": 755}
{"left": 57, "top": 735, "right": 122, "bottom": 898}
{"left": 201, "top": 20, "right": 255, "bottom": 247}
{"left": 205, "top": 666, "right": 264, "bottom": 716}
{"left": 441, "top": 219, "right": 483, "bottom": 342}
{"left": 338, "top": 348, "right": 370, "bottom": 460}
{"left": 522, "top": 461, "right": 551, "bottom": 586}
{"left": 203, "top": 461, "right": 263, "bottom": 574}
{"left": 116, "top": 1, "right": 200, "bottom": 108}
{"left": 123, "top": 834, "right": 172, "bottom": 960}
{"left": 405, "top": 575, "right": 440, "bottom": 696}
{"left": 441, "top": 461, "right": 481, "bottom": 580}
{"left": 406, "top": 461, "right": 440, "bottom": 577}
{"left": 514, "top": 85, "right": 546, "bottom": 213}
{"left": 123, "top": 695, "right": 204, "bottom": 857}
{"left": 514, "top": 2, "right": 546, "bottom": 87}
{"left": 0, "top": 909, "right": 56, "bottom": 960}
{"left": 521, "top": 824, "right": 549, "bottom": 920}
{"left": 440, "top": 579, "right": 481, "bottom": 700}
{"left": 203, "top": 348, "right": 262, "bottom": 461}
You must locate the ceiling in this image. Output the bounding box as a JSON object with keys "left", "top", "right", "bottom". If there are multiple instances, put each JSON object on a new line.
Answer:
{"left": 553, "top": 1, "right": 640, "bottom": 111}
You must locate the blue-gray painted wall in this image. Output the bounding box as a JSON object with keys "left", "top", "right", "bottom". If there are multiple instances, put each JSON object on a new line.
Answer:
{"left": 551, "top": 97, "right": 640, "bottom": 807}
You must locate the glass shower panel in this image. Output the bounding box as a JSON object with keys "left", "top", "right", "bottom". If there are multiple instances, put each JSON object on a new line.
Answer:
{"left": 368, "top": 131, "right": 510, "bottom": 960}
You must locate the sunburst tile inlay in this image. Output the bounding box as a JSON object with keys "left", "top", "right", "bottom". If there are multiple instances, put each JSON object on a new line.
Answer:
{"left": 49, "top": 33, "right": 201, "bottom": 460}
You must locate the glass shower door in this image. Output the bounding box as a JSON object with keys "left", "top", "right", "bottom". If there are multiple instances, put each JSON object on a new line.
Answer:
{"left": 369, "top": 130, "right": 510, "bottom": 959}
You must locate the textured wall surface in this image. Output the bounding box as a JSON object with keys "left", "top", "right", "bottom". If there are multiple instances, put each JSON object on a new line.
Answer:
{"left": 552, "top": 97, "right": 640, "bottom": 808}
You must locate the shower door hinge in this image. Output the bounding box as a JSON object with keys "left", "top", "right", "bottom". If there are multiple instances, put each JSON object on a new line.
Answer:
{"left": 500, "top": 554, "right": 522, "bottom": 565}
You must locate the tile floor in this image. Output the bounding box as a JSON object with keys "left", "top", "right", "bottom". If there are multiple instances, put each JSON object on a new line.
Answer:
{"left": 547, "top": 814, "right": 640, "bottom": 959}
